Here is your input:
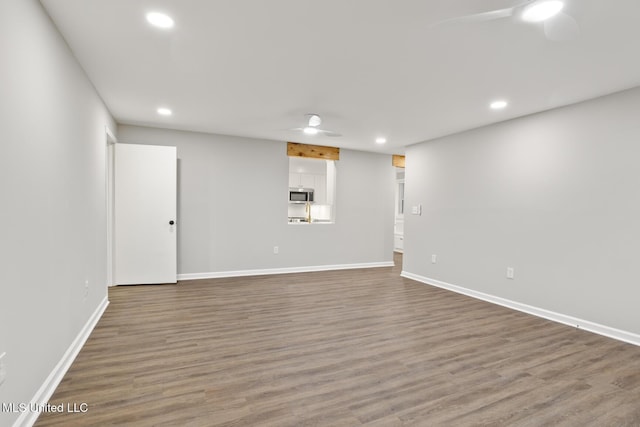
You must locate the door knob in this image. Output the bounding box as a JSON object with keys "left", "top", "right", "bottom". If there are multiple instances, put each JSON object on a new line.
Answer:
{"left": 169, "top": 220, "right": 175, "bottom": 225}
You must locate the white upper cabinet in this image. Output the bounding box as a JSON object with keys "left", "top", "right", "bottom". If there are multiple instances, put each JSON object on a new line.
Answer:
{"left": 289, "top": 172, "right": 327, "bottom": 204}
{"left": 301, "top": 174, "right": 315, "bottom": 189}
{"left": 314, "top": 174, "right": 327, "bottom": 204}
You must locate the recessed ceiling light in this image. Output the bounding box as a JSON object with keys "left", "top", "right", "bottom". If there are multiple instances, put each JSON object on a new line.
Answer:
{"left": 303, "top": 127, "right": 319, "bottom": 135}
{"left": 157, "top": 107, "right": 172, "bottom": 116}
{"left": 146, "top": 12, "right": 174, "bottom": 29}
{"left": 490, "top": 100, "right": 508, "bottom": 110}
{"left": 375, "top": 137, "right": 387, "bottom": 144}
{"left": 521, "top": 1, "right": 564, "bottom": 23}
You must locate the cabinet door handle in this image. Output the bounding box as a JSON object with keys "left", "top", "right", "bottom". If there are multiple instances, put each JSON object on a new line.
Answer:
{"left": 169, "top": 220, "right": 175, "bottom": 225}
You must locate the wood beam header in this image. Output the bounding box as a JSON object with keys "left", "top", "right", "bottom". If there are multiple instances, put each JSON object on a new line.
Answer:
{"left": 392, "top": 155, "right": 405, "bottom": 168}
{"left": 287, "top": 142, "right": 340, "bottom": 161}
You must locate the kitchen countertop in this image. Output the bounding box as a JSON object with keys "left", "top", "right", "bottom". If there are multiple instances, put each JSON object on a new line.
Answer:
{"left": 288, "top": 218, "right": 333, "bottom": 225}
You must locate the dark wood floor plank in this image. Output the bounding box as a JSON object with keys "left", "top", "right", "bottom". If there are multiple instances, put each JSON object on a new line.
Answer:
{"left": 36, "top": 254, "right": 640, "bottom": 426}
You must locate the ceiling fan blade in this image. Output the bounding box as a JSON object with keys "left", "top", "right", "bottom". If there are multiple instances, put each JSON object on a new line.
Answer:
{"left": 287, "top": 115, "right": 341, "bottom": 137}
{"left": 320, "top": 130, "right": 342, "bottom": 138}
{"left": 430, "top": 0, "right": 535, "bottom": 27}
{"left": 431, "top": 6, "right": 515, "bottom": 27}
{"left": 543, "top": 12, "right": 580, "bottom": 41}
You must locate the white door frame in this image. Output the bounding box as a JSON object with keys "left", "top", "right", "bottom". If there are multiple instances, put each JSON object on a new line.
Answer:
{"left": 105, "top": 126, "right": 117, "bottom": 286}
{"left": 394, "top": 176, "right": 405, "bottom": 253}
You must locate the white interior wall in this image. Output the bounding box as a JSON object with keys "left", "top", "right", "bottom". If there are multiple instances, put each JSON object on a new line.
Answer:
{"left": 403, "top": 86, "right": 640, "bottom": 339}
{"left": 0, "top": 1, "right": 116, "bottom": 425}
{"left": 117, "top": 125, "right": 395, "bottom": 276}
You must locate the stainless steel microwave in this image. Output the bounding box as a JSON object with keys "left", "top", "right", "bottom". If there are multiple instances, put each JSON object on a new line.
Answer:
{"left": 289, "top": 188, "right": 314, "bottom": 203}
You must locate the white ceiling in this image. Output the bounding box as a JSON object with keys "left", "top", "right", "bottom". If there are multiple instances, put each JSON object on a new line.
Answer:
{"left": 40, "top": 0, "right": 640, "bottom": 154}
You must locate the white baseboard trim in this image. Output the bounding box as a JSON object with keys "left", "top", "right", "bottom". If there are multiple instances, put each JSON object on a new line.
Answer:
{"left": 15, "top": 297, "right": 109, "bottom": 427}
{"left": 178, "top": 261, "right": 395, "bottom": 281}
{"left": 401, "top": 271, "right": 640, "bottom": 347}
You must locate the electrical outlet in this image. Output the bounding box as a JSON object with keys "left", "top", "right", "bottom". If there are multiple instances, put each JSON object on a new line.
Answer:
{"left": 507, "top": 267, "right": 515, "bottom": 279}
{"left": 0, "top": 352, "right": 7, "bottom": 386}
{"left": 273, "top": 246, "right": 279, "bottom": 254}
{"left": 431, "top": 254, "right": 437, "bottom": 264}
{"left": 84, "top": 280, "right": 89, "bottom": 298}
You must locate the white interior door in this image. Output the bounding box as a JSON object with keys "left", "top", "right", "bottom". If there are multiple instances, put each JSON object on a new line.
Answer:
{"left": 114, "top": 143, "right": 177, "bottom": 285}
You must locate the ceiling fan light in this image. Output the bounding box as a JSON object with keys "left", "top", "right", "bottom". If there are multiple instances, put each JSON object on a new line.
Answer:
{"left": 303, "top": 127, "right": 319, "bottom": 135}
{"left": 522, "top": 1, "right": 564, "bottom": 23}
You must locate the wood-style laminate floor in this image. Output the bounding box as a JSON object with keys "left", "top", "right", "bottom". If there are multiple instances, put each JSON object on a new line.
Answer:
{"left": 37, "top": 254, "right": 640, "bottom": 426}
